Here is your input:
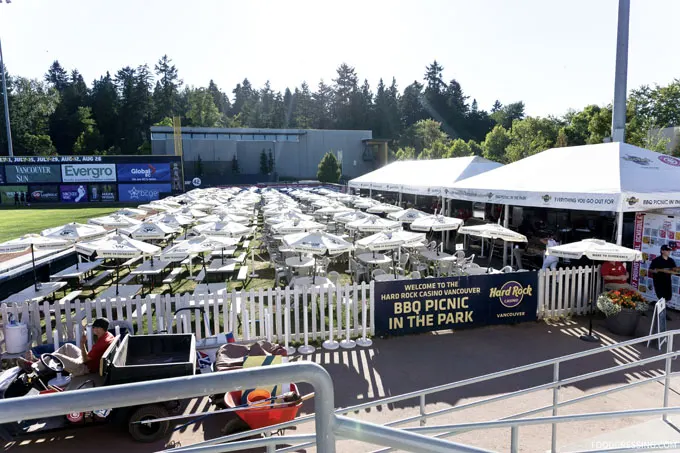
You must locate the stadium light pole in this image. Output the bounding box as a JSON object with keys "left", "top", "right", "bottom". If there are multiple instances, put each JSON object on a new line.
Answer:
{"left": 0, "top": 0, "right": 13, "bottom": 157}
{"left": 611, "top": 0, "right": 630, "bottom": 143}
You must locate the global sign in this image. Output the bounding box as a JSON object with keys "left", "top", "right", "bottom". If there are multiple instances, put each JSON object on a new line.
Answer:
{"left": 61, "top": 164, "right": 116, "bottom": 182}
{"left": 6, "top": 164, "right": 61, "bottom": 183}
{"left": 117, "top": 163, "right": 171, "bottom": 182}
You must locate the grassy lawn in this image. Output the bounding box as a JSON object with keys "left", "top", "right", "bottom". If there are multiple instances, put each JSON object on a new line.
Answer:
{"left": 0, "top": 206, "right": 123, "bottom": 242}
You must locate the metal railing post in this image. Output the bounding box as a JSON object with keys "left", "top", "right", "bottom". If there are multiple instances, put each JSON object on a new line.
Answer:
{"left": 664, "top": 333, "right": 674, "bottom": 422}
{"left": 510, "top": 426, "right": 519, "bottom": 453}
{"left": 552, "top": 361, "right": 559, "bottom": 453}
{"left": 420, "top": 394, "right": 426, "bottom": 426}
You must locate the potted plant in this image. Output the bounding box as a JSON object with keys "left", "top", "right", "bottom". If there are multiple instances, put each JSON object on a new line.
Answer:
{"left": 596, "top": 288, "right": 649, "bottom": 336}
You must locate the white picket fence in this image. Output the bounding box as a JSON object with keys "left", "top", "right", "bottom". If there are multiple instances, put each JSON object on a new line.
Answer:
{"left": 537, "top": 265, "right": 603, "bottom": 318}
{"left": 0, "top": 282, "right": 374, "bottom": 347}
{"left": 0, "top": 266, "right": 603, "bottom": 349}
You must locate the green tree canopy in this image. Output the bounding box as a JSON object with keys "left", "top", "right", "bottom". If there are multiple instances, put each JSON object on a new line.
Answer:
{"left": 317, "top": 151, "right": 341, "bottom": 183}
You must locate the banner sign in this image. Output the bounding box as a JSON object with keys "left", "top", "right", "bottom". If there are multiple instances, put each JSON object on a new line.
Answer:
{"left": 60, "top": 184, "right": 89, "bottom": 203}
{"left": 61, "top": 163, "right": 116, "bottom": 182}
{"left": 630, "top": 212, "right": 680, "bottom": 310}
{"left": 5, "top": 164, "right": 61, "bottom": 183}
{"left": 88, "top": 184, "right": 117, "bottom": 202}
{"left": 118, "top": 183, "right": 171, "bottom": 202}
{"left": 0, "top": 156, "right": 106, "bottom": 163}
{"left": 373, "top": 272, "right": 538, "bottom": 336}
{"left": 117, "top": 163, "right": 171, "bottom": 182}
{"left": 0, "top": 185, "right": 27, "bottom": 204}
{"left": 28, "top": 184, "right": 60, "bottom": 202}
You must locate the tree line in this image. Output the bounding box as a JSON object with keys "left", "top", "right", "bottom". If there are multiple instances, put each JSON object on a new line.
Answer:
{"left": 0, "top": 55, "right": 678, "bottom": 162}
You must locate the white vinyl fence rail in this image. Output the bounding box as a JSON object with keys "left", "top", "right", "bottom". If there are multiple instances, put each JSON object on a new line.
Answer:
{"left": 0, "top": 282, "right": 374, "bottom": 347}
{"left": 0, "top": 267, "right": 603, "bottom": 349}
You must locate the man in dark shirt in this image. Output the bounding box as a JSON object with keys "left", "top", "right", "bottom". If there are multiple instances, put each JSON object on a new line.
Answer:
{"left": 649, "top": 245, "right": 676, "bottom": 319}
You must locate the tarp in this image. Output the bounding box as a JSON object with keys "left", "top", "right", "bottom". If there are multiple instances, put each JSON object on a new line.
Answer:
{"left": 446, "top": 142, "right": 680, "bottom": 212}
{"left": 348, "top": 156, "right": 503, "bottom": 196}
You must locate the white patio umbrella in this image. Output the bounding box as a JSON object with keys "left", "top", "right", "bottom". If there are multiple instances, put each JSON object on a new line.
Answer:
{"left": 42, "top": 222, "right": 107, "bottom": 242}
{"left": 366, "top": 203, "right": 403, "bottom": 214}
{"left": 162, "top": 235, "right": 239, "bottom": 274}
{"left": 283, "top": 231, "right": 354, "bottom": 284}
{"left": 272, "top": 219, "right": 327, "bottom": 235}
{"left": 115, "top": 208, "right": 147, "bottom": 217}
{"left": 76, "top": 234, "right": 160, "bottom": 296}
{"left": 411, "top": 215, "right": 464, "bottom": 232}
{"left": 192, "top": 221, "right": 252, "bottom": 238}
{"left": 0, "top": 234, "right": 70, "bottom": 290}
{"left": 150, "top": 213, "right": 194, "bottom": 227}
{"left": 458, "top": 223, "right": 527, "bottom": 271}
{"left": 346, "top": 216, "right": 401, "bottom": 233}
{"left": 314, "top": 204, "right": 354, "bottom": 217}
{"left": 266, "top": 211, "right": 314, "bottom": 226}
{"left": 388, "top": 208, "right": 430, "bottom": 224}
{"left": 174, "top": 207, "right": 209, "bottom": 219}
{"left": 137, "top": 203, "right": 168, "bottom": 212}
{"left": 88, "top": 214, "right": 142, "bottom": 228}
{"left": 356, "top": 230, "right": 426, "bottom": 251}
{"left": 334, "top": 210, "right": 369, "bottom": 224}
{"left": 214, "top": 206, "right": 253, "bottom": 218}
{"left": 547, "top": 239, "right": 642, "bottom": 343}
{"left": 124, "top": 222, "right": 179, "bottom": 241}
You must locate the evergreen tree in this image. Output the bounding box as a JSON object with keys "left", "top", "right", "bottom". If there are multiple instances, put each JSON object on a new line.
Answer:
{"left": 44, "top": 61, "right": 69, "bottom": 92}
{"left": 259, "top": 149, "right": 268, "bottom": 174}
{"left": 231, "top": 155, "right": 240, "bottom": 174}
{"left": 267, "top": 149, "right": 275, "bottom": 174}
{"left": 153, "top": 55, "right": 182, "bottom": 121}
{"left": 317, "top": 151, "right": 341, "bottom": 183}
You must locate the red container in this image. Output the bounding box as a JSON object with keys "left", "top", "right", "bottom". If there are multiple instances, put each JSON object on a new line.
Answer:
{"left": 225, "top": 383, "right": 302, "bottom": 430}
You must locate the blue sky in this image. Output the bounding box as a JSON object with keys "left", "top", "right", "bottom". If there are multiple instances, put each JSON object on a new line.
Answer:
{"left": 2, "top": 0, "right": 679, "bottom": 117}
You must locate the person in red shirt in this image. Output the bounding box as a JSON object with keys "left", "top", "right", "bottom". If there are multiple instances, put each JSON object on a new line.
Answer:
{"left": 601, "top": 261, "right": 630, "bottom": 289}
{"left": 20, "top": 318, "right": 115, "bottom": 376}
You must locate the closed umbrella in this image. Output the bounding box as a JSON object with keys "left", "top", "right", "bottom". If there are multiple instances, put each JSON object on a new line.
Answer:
{"left": 283, "top": 231, "right": 354, "bottom": 283}
{"left": 0, "top": 234, "right": 70, "bottom": 290}
{"left": 547, "top": 239, "right": 642, "bottom": 343}
{"left": 76, "top": 234, "right": 160, "bottom": 296}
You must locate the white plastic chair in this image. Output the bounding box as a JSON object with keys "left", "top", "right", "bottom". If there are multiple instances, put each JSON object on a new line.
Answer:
{"left": 500, "top": 265, "right": 513, "bottom": 273}
{"left": 372, "top": 268, "right": 387, "bottom": 279}
{"left": 454, "top": 250, "right": 466, "bottom": 262}
{"left": 410, "top": 271, "right": 422, "bottom": 280}
{"left": 327, "top": 271, "right": 341, "bottom": 286}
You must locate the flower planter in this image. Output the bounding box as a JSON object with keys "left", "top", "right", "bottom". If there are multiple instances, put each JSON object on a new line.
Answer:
{"left": 605, "top": 309, "right": 640, "bottom": 336}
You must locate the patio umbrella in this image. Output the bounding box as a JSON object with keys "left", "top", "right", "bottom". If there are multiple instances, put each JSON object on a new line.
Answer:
{"left": 192, "top": 221, "right": 252, "bottom": 238}
{"left": 388, "top": 208, "right": 430, "bottom": 224}
{"left": 137, "top": 203, "right": 169, "bottom": 212}
{"left": 356, "top": 230, "right": 426, "bottom": 277}
{"left": 125, "top": 222, "right": 179, "bottom": 241}
{"left": 88, "top": 214, "right": 142, "bottom": 228}
{"left": 265, "top": 211, "right": 313, "bottom": 226}
{"left": 214, "top": 206, "right": 253, "bottom": 218}
{"left": 366, "top": 203, "right": 403, "bottom": 214}
{"left": 458, "top": 223, "right": 527, "bottom": 270}
{"left": 115, "top": 208, "right": 147, "bottom": 217}
{"left": 149, "top": 213, "right": 194, "bottom": 227}
{"left": 76, "top": 234, "right": 160, "bottom": 296}
{"left": 283, "top": 231, "right": 354, "bottom": 283}
{"left": 411, "top": 214, "right": 464, "bottom": 256}
{"left": 42, "top": 222, "right": 107, "bottom": 242}
{"left": 161, "top": 235, "right": 238, "bottom": 282}
{"left": 334, "top": 210, "right": 369, "bottom": 224}
{"left": 272, "top": 219, "right": 327, "bottom": 235}
{"left": 174, "top": 207, "right": 209, "bottom": 219}
{"left": 346, "top": 216, "right": 401, "bottom": 233}
{"left": 314, "top": 204, "right": 354, "bottom": 218}
{"left": 0, "top": 234, "right": 70, "bottom": 290}
{"left": 547, "top": 239, "right": 642, "bottom": 343}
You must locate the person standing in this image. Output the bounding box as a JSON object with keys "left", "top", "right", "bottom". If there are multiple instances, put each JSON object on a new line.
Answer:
{"left": 13, "top": 191, "right": 19, "bottom": 207}
{"left": 649, "top": 245, "right": 677, "bottom": 308}
{"left": 20, "top": 192, "right": 25, "bottom": 206}
{"left": 541, "top": 233, "right": 559, "bottom": 270}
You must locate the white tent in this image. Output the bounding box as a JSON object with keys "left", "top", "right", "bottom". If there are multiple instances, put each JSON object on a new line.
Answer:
{"left": 348, "top": 156, "right": 503, "bottom": 196}
{"left": 447, "top": 142, "right": 680, "bottom": 213}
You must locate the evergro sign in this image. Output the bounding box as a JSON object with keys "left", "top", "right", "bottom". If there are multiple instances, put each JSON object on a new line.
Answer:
{"left": 61, "top": 164, "right": 116, "bottom": 182}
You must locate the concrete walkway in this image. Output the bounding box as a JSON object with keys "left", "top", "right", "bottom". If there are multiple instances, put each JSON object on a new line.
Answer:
{"left": 3, "top": 314, "right": 680, "bottom": 452}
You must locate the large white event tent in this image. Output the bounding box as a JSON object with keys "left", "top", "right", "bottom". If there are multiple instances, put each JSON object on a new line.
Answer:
{"left": 348, "top": 156, "right": 502, "bottom": 198}
{"left": 446, "top": 142, "right": 680, "bottom": 245}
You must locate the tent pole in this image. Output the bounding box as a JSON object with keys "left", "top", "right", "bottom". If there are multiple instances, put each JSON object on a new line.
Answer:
{"left": 616, "top": 210, "right": 624, "bottom": 245}
{"left": 398, "top": 191, "right": 402, "bottom": 207}
{"left": 503, "top": 205, "right": 510, "bottom": 266}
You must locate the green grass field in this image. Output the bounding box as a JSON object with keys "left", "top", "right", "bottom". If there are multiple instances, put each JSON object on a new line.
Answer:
{"left": 0, "top": 206, "right": 123, "bottom": 243}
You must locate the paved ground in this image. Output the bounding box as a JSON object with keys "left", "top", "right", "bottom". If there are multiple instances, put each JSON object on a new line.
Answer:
{"left": 3, "top": 313, "right": 680, "bottom": 453}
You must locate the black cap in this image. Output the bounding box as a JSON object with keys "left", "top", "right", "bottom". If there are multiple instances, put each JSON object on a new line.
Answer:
{"left": 661, "top": 245, "right": 671, "bottom": 252}
{"left": 92, "top": 318, "right": 110, "bottom": 330}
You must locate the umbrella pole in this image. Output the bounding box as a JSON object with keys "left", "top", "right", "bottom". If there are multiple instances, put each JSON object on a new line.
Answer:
{"left": 486, "top": 242, "right": 495, "bottom": 273}
{"left": 313, "top": 255, "right": 317, "bottom": 284}
{"left": 31, "top": 244, "right": 38, "bottom": 291}
{"left": 116, "top": 263, "right": 120, "bottom": 296}
{"left": 221, "top": 247, "right": 224, "bottom": 265}
{"left": 580, "top": 260, "right": 600, "bottom": 342}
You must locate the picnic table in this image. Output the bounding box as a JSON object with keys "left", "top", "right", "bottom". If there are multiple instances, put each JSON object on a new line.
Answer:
{"left": 97, "top": 284, "right": 143, "bottom": 300}
{"left": 49, "top": 260, "right": 103, "bottom": 282}
{"left": 131, "top": 259, "right": 171, "bottom": 286}
{"left": 292, "top": 276, "right": 335, "bottom": 290}
{"left": 206, "top": 260, "right": 237, "bottom": 279}
{"left": 1, "top": 282, "right": 68, "bottom": 304}
{"left": 210, "top": 247, "right": 237, "bottom": 257}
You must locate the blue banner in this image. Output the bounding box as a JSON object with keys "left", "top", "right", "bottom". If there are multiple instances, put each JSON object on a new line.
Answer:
{"left": 117, "top": 163, "right": 171, "bottom": 182}
{"left": 373, "top": 272, "right": 538, "bottom": 336}
{"left": 118, "top": 184, "right": 171, "bottom": 202}
{"left": 60, "top": 184, "right": 89, "bottom": 203}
